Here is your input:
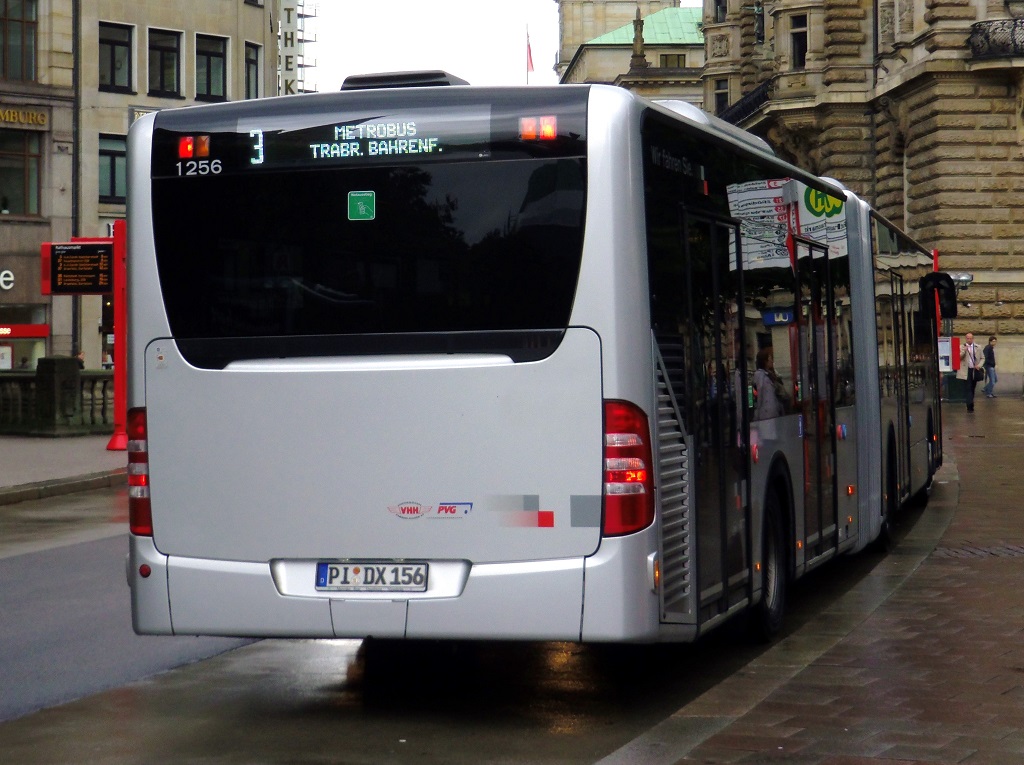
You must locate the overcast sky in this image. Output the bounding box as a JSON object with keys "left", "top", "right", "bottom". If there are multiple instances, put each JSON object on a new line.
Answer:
{"left": 307, "top": 0, "right": 561, "bottom": 91}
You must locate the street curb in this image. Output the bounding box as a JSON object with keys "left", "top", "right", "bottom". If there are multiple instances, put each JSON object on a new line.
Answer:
{"left": 0, "top": 470, "right": 128, "bottom": 507}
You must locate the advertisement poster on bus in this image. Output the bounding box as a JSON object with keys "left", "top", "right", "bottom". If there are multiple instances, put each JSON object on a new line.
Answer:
{"left": 726, "top": 179, "right": 847, "bottom": 269}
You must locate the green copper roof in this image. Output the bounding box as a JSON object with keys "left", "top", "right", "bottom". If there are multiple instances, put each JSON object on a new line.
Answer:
{"left": 588, "top": 7, "right": 704, "bottom": 46}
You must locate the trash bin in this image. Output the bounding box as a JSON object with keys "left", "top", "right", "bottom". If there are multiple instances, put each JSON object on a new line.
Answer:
{"left": 29, "top": 356, "right": 85, "bottom": 434}
{"left": 943, "top": 372, "right": 966, "bottom": 403}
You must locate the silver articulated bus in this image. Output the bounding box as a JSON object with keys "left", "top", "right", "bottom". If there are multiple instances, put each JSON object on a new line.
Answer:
{"left": 126, "top": 73, "right": 954, "bottom": 641}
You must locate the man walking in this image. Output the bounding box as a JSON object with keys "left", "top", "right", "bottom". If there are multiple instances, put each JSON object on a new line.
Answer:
{"left": 983, "top": 335, "right": 997, "bottom": 398}
{"left": 960, "top": 332, "right": 983, "bottom": 412}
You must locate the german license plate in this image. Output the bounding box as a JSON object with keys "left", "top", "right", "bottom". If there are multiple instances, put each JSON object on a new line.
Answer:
{"left": 315, "top": 561, "right": 428, "bottom": 592}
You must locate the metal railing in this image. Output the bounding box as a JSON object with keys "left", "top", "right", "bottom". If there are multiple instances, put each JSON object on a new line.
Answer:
{"left": 718, "top": 80, "right": 773, "bottom": 126}
{"left": 0, "top": 365, "right": 114, "bottom": 436}
{"left": 967, "top": 19, "right": 1024, "bottom": 59}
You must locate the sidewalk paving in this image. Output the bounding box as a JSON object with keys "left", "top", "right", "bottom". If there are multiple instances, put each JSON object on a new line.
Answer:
{"left": 0, "top": 434, "right": 127, "bottom": 505}
{"left": 667, "top": 394, "right": 1024, "bottom": 764}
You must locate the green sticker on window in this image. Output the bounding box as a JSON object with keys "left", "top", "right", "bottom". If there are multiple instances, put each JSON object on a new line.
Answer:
{"left": 348, "top": 191, "right": 375, "bottom": 221}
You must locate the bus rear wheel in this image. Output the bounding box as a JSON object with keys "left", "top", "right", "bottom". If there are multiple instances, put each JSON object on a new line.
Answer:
{"left": 751, "top": 489, "right": 786, "bottom": 642}
{"left": 875, "top": 446, "right": 898, "bottom": 553}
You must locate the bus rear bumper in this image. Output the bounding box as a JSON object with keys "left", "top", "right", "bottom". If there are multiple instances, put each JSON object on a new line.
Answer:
{"left": 129, "top": 535, "right": 337, "bottom": 637}
{"left": 127, "top": 533, "right": 173, "bottom": 635}
{"left": 129, "top": 535, "right": 594, "bottom": 640}
{"left": 402, "top": 558, "right": 584, "bottom": 640}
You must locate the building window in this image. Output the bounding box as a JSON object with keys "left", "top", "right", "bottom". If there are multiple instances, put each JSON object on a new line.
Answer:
{"left": 99, "top": 135, "right": 127, "bottom": 204}
{"left": 148, "top": 29, "right": 181, "bottom": 97}
{"left": 714, "top": 79, "right": 730, "bottom": 115}
{"left": 659, "top": 54, "right": 685, "bottom": 68}
{"left": 99, "top": 23, "right": 133, "bottom": 92}
{"left": 245, "top": 43, "right": 260, "bottom": 99}
{"left": 1, "top": 0, "right": 38, "bottom": 81}
{"left": 714, "top": 0, "right": 727, "bottom": 23}
{"left": 791, "top": 14, "right": 808, "bottom": 69}
{"left": 196, "top": 34, "right": 227, "bottom": 101}
{"left": 0, "top": 130, "right": 41, "bottom": 216}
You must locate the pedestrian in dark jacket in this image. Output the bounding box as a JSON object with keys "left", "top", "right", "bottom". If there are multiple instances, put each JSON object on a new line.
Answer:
{"left": 983, "top": 335, "right": 997, "bottom": 398}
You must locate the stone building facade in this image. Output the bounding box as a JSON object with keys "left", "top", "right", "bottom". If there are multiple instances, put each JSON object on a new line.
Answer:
{"left": 78, "top": 0, "right": 279, "bottom": 369}
{"left": 556, "top": 0, "right": 682, "bottom": 78}
{"left": 705, "top": 0, "right": 1024, "bottom": 360}
{"left": 0, "top": 1, "right": 282, "bottom": 371}
{"left": 559, "top": 6, "right": 705, "bottom": 106}
{"left": 0, "top": 1, "right": 75, "bottom": 370}
{"left": 555, "top": 0, "right": 1024, "bottom": 369}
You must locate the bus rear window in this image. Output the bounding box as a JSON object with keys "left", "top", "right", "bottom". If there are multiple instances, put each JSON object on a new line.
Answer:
{"left": 147, "top": 91, "right": 588, "bottom": 366}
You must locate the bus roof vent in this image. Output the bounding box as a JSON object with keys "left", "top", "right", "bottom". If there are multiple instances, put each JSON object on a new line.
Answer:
{"left": 341, "top": 70, "right": 470, "bottom": 90}
{"left": 653, "top": 100, "right": 776, "bottom": 157}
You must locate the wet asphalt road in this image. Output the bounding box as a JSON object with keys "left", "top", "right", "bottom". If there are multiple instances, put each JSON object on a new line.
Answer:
{"left": 0, "top": 485, "right": 898, "bottom": 764}
{"left": 0, "top": 488, "right": 249, "bottom": 723}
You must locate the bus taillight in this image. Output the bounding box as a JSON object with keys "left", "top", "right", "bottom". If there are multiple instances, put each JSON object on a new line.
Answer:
{"left": 178, "top": 136, "right": 195, "bottom": 159}
{"left": 603, "top": 400, "right": 655, "bottom": 536}
{"left": 127, "top": 407, "right": 152, "bottom": 536}
{"left": 519, "top": 115, "right": 557, "bottom": 141}
{"left": 177, "top": 135, "right": 210, "bottom": 158}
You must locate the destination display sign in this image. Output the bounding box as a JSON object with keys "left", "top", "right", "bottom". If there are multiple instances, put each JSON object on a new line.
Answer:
{"left": 45, "top": 242, "right": 113, "bottom": 295}
{"left": 152, "top": 106, "right": 495, "bottom": 177}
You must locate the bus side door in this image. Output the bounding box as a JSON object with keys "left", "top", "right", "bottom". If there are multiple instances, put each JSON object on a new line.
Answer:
{"left": 794, "top": 238, "right": 839, "bottom": 561}
{"left": 680, "top": 213, "right": 752, "bottom": 625}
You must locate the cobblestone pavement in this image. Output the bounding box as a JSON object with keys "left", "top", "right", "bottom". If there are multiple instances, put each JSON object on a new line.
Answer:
{"left": 663, "top": 396, "right": 1024, "bottom": 764}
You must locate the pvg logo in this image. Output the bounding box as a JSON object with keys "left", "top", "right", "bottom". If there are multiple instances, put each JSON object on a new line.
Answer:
{"left": 434, "top": 503, "right": 473, "bottom": 518}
